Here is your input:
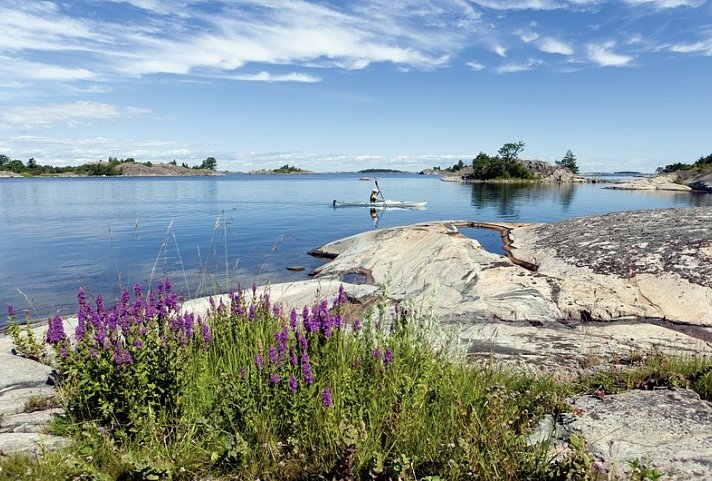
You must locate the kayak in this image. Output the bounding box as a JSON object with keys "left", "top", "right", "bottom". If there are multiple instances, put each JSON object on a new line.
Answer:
{"left": 332, "top": 200, "right": 427, "bottom": 209}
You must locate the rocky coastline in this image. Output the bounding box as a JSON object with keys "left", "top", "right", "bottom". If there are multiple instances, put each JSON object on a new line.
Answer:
{"left": 3, "top": 206, "right": 712, "bottom": 477}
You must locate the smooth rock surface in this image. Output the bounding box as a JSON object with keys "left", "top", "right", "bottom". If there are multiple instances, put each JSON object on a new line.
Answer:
{"left": 565, "top": 389, "right": 712, "bottom": 480}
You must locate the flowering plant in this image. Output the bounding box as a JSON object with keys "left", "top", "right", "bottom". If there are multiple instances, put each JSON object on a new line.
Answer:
{"left": 45, "top": 279, "right": 210, "bottom": 437}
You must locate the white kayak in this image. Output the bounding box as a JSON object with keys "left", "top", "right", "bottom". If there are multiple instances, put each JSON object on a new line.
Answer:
{"left": 332, "top": 200, "right": 427, "bottom": 209}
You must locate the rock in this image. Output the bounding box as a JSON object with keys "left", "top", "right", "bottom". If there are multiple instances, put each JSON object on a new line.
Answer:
{"left": 562, "top": 389, "right": 712, "bottom": 480}
{"left": 0, "top": 433, "right": 68, "bottom": 457}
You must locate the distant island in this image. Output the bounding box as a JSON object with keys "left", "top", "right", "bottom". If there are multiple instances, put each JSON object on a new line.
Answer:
{"left": 250, "top": 164, "right": 314, "bottom": 174}
{"left": 0, "top": 155, "right": 221, "bottom": 177}
{"left": 357, "top": 168, "right": 405, "bottom": 174}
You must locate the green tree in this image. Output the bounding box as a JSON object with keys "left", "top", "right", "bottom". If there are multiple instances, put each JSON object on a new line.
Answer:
{"left": 557, "top": 150, "right": 579, "bottom": 174}
{"left": 200, "top": 156, "right": 217, "bottom": 170}
{"left": 0, "top": 154, "right": 9, "bottom": 168}
{"left": 498, "top": 141, "right": 525, "bottom": 162}
{"left": 27, "top": 158, "right": 37, "bottom": 169}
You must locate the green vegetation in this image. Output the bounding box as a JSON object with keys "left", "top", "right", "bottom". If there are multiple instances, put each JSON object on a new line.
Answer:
{"left": 556, "top": 150, "right": 579, "bottom": 174}
{"left": 358, "top": 168, "right": 404, "bottom": 173}
{"left": 656, "top": 153, "right": 712, "bottom": 174}
{"left": 0, "top": 154, "right": 218, "bottom": 176}
{"left": 469, "top": 142, "right": 537, "bottom": 180}
{"left": 273, "top": 163, "right": 305, "bottom": 173}
{"left": 5, "top": 282, "right": 711, "bottom": 480}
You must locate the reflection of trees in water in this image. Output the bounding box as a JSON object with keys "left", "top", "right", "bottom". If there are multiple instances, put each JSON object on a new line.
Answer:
{"left": 470, "top": 182, "right": 578, "bottom": 218}
{"left": 684, "top": 192, "right": 712, "bottom": 208}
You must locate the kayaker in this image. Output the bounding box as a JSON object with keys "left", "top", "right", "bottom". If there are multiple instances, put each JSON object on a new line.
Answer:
{"left": 370, "top": 188, "right": 380, "bottom": 203}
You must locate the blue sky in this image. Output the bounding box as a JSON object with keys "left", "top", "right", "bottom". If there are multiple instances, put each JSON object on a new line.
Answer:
{"left": 1, "top": 0, "right": 711, "bottom": 173}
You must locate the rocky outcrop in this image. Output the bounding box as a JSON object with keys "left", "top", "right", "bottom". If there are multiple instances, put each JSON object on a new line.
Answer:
{"left": 0, "top": 329, "right": 67, "bottom": 457}
{"left": 441, "top": 160, "right": 585, "bottom": 183}
{"left": 117, "top": 163, "right": 221, "bottom": 176}
{"left": 558, "top": 389, "right": 712, "bottom": 480}
{"left": 605, "top": 170, "right": 712, "bottom": 192}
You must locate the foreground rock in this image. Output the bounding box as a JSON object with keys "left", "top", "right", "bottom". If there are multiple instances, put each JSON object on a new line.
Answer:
{"left": 563, "top": 389, "right": 712, "bottom": 480}
{"left": 0, "top": 330, "right": 67, "bottom": 457}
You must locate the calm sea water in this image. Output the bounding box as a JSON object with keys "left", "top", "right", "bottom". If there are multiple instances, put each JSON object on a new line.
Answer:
{"left": 2, "top": 173, "right": 711, "bottom": 327}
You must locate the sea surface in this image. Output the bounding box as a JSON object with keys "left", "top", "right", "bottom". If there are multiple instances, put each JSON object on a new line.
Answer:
{"left": 2, "top": 173, "right": 711, "bottom": 328}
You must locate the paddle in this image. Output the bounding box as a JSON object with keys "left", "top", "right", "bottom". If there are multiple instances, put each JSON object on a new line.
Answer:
{"left": 374, "top": 179, "right": 387, "bottom": 206}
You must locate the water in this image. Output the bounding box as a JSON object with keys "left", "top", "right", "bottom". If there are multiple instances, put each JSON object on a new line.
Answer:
{"left": 1, "top": 173, "right": 710, "bottom": 327}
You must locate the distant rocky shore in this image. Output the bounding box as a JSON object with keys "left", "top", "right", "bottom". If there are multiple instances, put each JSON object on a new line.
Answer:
{"left": 425, "top": 159, "right": 587, "bottom": 184}
{"left": 604, "top": 169, "right": 712, "bottom": 192}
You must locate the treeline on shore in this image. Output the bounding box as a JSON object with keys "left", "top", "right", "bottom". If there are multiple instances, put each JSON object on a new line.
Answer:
{"left": 656, "top": 153, "right": 712, "bottom": 174}
{"left": 0, "top": 155, "right": 218, "bottom": 176}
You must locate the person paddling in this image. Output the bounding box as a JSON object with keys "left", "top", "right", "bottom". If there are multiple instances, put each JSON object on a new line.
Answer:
{"left": 370, "top": 188, "right": 380, "bottom": 203}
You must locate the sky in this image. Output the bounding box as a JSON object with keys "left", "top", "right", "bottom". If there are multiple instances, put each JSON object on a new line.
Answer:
{"left": 1, "top": 0, "right": 711, "bottom": 173}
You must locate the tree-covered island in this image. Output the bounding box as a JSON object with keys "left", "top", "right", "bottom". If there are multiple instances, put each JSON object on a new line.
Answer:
{"left": 0, "top": 155, "right": 220, "bottom": 177}
{"left": 423, "top": 142, "right": 581, "bottom": 183}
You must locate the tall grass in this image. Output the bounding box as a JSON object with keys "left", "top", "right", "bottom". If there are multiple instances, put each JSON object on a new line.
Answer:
{"left": 1, "top": 282, "right": 620, "bottom": 480}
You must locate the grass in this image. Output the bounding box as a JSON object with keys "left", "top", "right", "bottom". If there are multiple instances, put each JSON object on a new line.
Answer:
{"left": 2, "top": 282, "right": 711, "bottom": 480}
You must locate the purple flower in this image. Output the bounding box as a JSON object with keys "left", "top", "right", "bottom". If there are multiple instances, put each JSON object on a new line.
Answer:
{"left": 255, "top": 353, "right": 264, "bottom": 372}
{"left": 252, "top": 282, "right": 257, "bottom": 297}
{"left": 275, "top": 328, "right": 288, "bottom": 355}
{"left": 373, "top": 348, "right": 382, "bottom": 361}
{"left": 301, "top": 353, "right": 314, "bottom": 385}
{"left": 134, "top": 339, "right": 143, "bottom": 349}
{"left": 289, "top": 308, "right": 298, "bottom": 330}
{"left": 268, "top": 346, "right": 278, "bottom": 365}
{"left": 270, "top": 373, "right": 281, "bottom": 385}
{"left": 288, "top": 376, "right": 298, "bottom": 393}
{"left": 249, "top": 304, "right": 256, "bottom": 321}
{"left": 384, "top": 348, "right": 393, "bottom": 366}
{"left": 352, "top": 319, "right": 362, "bottom": 332}
{"left": 272, "top": 304, "right": 281, "bottom": 316}
{"left": 322, "top": 388, "right": 333, "bottom": 408}
{"left": 201, "top": 320, "right": 212, "bottom": 345}
{"left": 335, "top": 284, "right": 347, "bottom": 307}
{"left": 7, "top": 304, "right": 16, "bottom": 318}
{"left": 46, "top": 315, "right": 66, "bottom": 344}
{"left": 184, "top": 313, "right": 194, "bottom": 339}
{"left": 133, "top": 283, "right": 143, "bottom": 298}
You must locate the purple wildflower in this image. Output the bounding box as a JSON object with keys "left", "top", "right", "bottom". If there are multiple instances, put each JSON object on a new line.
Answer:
{"left": 384, "top": 348, "right": 394, "bottom": 366}
{"left": 268, "top": 346, "right": 278, "bottom": 365}
{"left": 133, "top": 283, "right": 143, "bottom": 298}
{"left": 289, "top": 348, "right": 298, "bottom": 366}
{"left": 288, "top": 376, "right": 298, "bottom": 393}
{"left": 184, "top": 312, "right": 194, "bottom": 339}
{"left": 335, "top": 284, "right": 347, "bottom": 307}
{"left": 200, "top": 320, "right": 212, "bottom": 345}
{"left": 322, "top": 388, "right": 333, "bottom": 408}
{"left": 252, "top": 282, "right": 257, "bottom": 297}
{"left": 272, "top": 304, "right": 281, "bottom": 317}
{"left": 134, "top": 339, "right": 143, "bottom": 349}
{"left": 301, "top": 353, "right": 314, "bottom": 385}
{"left": 289, "top": 308, "right": 298, "bottom": 330}
{"left": 275, "top": 328, "right": 288, "bottom": 355}
{"left": 373, "top": 348, "right": 382, "bottom": 361}
{"left": 7, "top": 304, "right": 16, "bottom": 318}
{"left": 255, "top": 353, "right": 264, "bottom": 372}
{"left": 240, "top": 368, "right": 247, "bottom": 379}
{"left": 46, "top": 315, "right": 66, "bottom": 344}
{"left": 270, "top": 373, "right": 281, "bottom": 385}
{"left": 352, "top": 319, "right": 362, "bottom": 332}
{"left": 249, "top": 304, "right": 256, "bottom": 321}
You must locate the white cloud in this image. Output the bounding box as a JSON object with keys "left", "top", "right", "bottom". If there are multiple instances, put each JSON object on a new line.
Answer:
{"left": 587, "top": 42, "right": 634, "bottom": 66}
{"left": 467, "top": 60, "right": 486, "bottom": 70}
{"left": 493, "top": 44, "right": 508, "bottom": 57}
{"left": 623, "top": 0, "right": 705, "bottom": 8}
{"left": 518, "top": 31, "right": 540, "bottom": 43}
{"left": 1, "top": 102, "right": 150, "bottom": 130}
{"left": 538, "top": 37, "right": 574, "bottom": 55}
{"left": 230, "top": 71, "right": 322, "bottom": 82}
{"left": 495, "top": 58, "right": 543, "bottom": 73}
{"left": 669, "top": 39, "right": 712, "bottom": 54}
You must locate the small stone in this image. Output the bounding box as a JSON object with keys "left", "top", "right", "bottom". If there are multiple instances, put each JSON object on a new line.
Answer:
{"left": 286, "top": 265, "right": 305, "bottom": 272}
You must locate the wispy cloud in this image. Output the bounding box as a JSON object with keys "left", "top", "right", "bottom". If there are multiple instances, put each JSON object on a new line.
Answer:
{"left": 229, "top": 71, "right": 322, "bottom": 83}
{"left": 623, "top": 0, "right": 706, "bottom": 8}
{"left": 669, "top": 39, "right": 712, "bottom": 54}
{"left": 496, "top": 58, "right": 543, "bottom": 73}
{"left": 1, "top": 102, "right": 150, "bottom": 130}
{"left": 467, "top": 60, "right": 486, "bottom": 70}
{"left": 587, "top": 41, "right": 634, "bottom": 66}
{"left": 538, "top": 37, "right": 574, "bottom": 55}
